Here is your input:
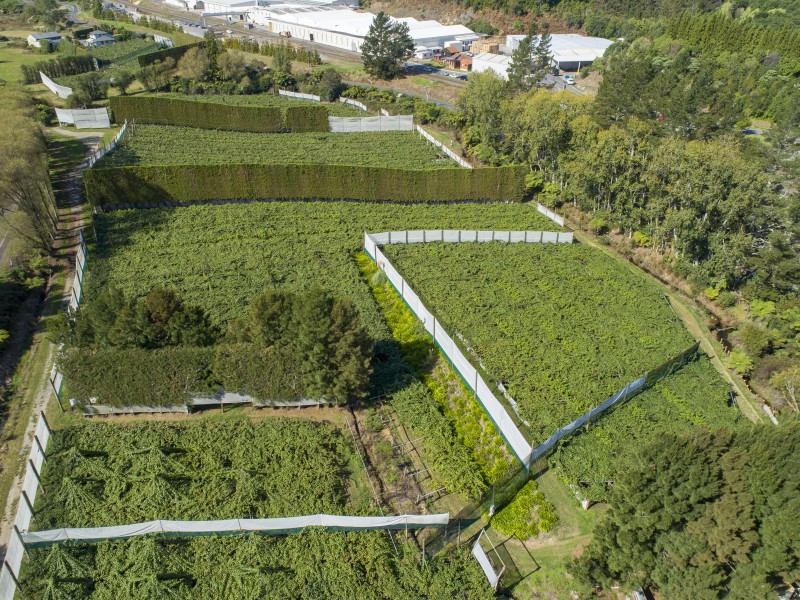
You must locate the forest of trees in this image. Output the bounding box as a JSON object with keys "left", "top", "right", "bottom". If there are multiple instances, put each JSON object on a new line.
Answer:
{"left": 572, "top": 424, "right": 800, "bottom": 598}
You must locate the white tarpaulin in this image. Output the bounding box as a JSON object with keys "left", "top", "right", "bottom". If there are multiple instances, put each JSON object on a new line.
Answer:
{"left": 40, "top": 72, "right": 72, "bottom": 99}
{"left": 22, "top": 514, "right": 450, "bottom": 546}
{"left": 71, "top": 108, "right": 111, "bottom": 129}
{"left": 329, "top": 115, "right": 413, "bottom": 132}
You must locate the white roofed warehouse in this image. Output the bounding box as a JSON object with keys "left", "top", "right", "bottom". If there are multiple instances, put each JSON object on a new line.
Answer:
{"left": 243, "top": 4, "right": 481, "bottom": 54}
{"left": 506, "top": 33, "right": 614, "bottom": 71}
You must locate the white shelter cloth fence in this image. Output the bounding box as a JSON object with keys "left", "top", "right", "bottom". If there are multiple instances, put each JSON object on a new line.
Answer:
{"left": 536, "top": 203, "right": 565, "bottom": 227}
{"left": 279, "top": 89, "right": 320, "bottom": 102}
{"left": 415, "top": 125, "right": 471, "bottom": 168}
{"left": 55, "top": 107, "right": 111, "bottom": 129}
{"left": 87, "top": 120, "right": 128, "bottom": 168}
{"left": 23, "top": 514, "right": 449, "bottom": 547}
{"left": 39, "top": 71, "right": 72, "bottom": 99}
{"left": 339, "top": 97, "right": 367, "bottom": 111}
{"left": 365, "top": 232, "right": 535, "bottom": 466}
{"left": 329, "top": 115, "right": 413, "bottom": 132}
{"left": 0, "top": 414, "right": 51, "bottom": 599}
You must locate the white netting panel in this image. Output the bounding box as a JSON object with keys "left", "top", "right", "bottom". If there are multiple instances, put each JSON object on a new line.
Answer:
{"left": 328, "top": 115, "right": 413, "bottom": 132}
{"left": 278, "top": 89, "right": 320, "bottom": 102}
{"left": 23, "top": 514, "right": 450, "bottom": 546}
{"left": 40, "top": 72, "right": 72, "bottom": 99}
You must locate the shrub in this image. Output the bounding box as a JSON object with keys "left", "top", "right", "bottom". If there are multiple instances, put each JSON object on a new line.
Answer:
{"left": 491, "top": 480, "right": 558, "bottom": 540}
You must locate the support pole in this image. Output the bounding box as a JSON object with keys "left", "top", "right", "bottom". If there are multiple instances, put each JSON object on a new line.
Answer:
{"left": 28, "top": 460, "right": 43, "bottom": 493}
{"left": 21, "top": 491, "right": 34, "bottom": 516}
{"left": 33, "top": 435, "right": 47, "bottom": 461}
{"left": 13, "top": 526, "right": 27, "bottom": 558}
{"left": 4, "top": 560, "right": 21, "bottom": 590}
{"left": 40, "top": 412, "right": 51, "bottom": 436}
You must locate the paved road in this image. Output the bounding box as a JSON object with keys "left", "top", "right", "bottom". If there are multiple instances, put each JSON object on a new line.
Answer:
{"left": 60, "top": 2, "right": 82, "bottom": 24}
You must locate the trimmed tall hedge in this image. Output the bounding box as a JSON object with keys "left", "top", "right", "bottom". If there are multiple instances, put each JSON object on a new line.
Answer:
{"left": 60, "top": 346, "right": 216, "bottom": 407}
{"left": 110, "top": 96, "right": 285, "bottom": 133}
{"left": 84, "top": 163, "right": 527, "bottom": 206}
{"left": 285, "top": 105, "right": 329, "bottom": 133}
{"left": 137, "top": 41, "right": 205, "bottom": 67}
{"left": 109, "top": 96, "right": 330, "bottom": 133}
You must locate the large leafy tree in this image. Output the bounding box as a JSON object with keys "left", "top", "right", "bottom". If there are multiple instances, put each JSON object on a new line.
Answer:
{"left": 361, "top": 11, "right": 413, "bottom": 80}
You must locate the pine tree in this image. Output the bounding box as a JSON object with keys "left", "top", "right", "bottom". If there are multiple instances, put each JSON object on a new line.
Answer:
{"left": 360, "top": 11, "right": 414, "bottom": 80}
{"left": 506, "top": 26, "right": 537, "bottom": 92}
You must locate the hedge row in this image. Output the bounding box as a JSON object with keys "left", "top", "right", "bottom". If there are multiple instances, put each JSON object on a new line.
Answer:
{"left": 109, "top": 96, "right": 330, "bottom": 133}
{"left": 83, "top": 163, "right": 527, "bottom": 206}
{"left": 59, "top": 346, "right": 216, "bottom": 407}
{"left": 284, "top": 105, "right": 329, "bottom": 133}
{"left": 110, "top": 96, "right": 284, "bottom": 132}
{"left": 137, "top": 41, "right": 205, "bottom": 68}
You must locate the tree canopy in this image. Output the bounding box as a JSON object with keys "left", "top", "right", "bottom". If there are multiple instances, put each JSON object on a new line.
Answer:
{"left": 361, "top": 11, "right": 414, "bottom": 80}
{"left": 572, "top": 423, "right": 800, "bottom": 597}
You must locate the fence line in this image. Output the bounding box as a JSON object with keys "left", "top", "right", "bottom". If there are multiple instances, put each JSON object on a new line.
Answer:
{"left": 0, "top": 413, "right": 51, "bottom": 599}
{"left": 68, "top": 230, "right": 87, "bottom": 311}
{"left": 415, "top": 125, "right": 471, "bottom": 169}
{"left": 86, "top": 120, "right": 128, "bottom": 168}
{"left": 153, "top": 34, "right": 174, "bottom": 47}
{"left": 39, "top": 71, "right": 72, "bottom": 99}
{"left": 278, "top": 89, "right": 321, "bottom": 102}
{"left": 22, "top": 513, "right": 450, "bottom": 547}
{"left": 329, "top": 115, "right": 413, "bottom": 133}
{"left": 369, "top": 229, "right": 572, "bottom": 246}
{"left": 339, "top": 97, "right": 368, "bottom": 112}
{"left": 365, "top": 232, "right": 534, "bottom": 467}
{"left": 536, "top": 203, "right": 565, "bottom": 227}
{"left": 82, "top": 392, "right": 337, "bottom": 416}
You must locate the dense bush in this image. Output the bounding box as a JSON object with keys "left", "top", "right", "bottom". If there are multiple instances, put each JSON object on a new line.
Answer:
{"left": 59, "top": 345, "right": 216, "bottom": 406}
{"left": 84, "top": 163, "right": 527, "bottom": 205}
{"left": 491, "top": 480, "right": 558, "bottom": 539}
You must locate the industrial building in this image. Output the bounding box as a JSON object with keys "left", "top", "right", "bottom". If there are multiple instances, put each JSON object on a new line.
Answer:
{"left": 506, "top": 33, "right": 614, "bottom": 71}
{"left": 245, "top": 5, "right": 481, "bottom": 54}
{"left": 471, "top": 52, "right": 512, "bottom": 78}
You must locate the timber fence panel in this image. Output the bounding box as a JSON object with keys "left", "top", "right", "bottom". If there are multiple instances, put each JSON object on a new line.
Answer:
{"left": 40, "top": 72, "right": 72, "bottom": 99}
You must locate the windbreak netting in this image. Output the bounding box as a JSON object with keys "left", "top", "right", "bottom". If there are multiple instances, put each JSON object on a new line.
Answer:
{"left": 415, "top": 125, "right": 472, "bottom": 168}
{"left": 329, "top": 115, "right": 413, "bottom": 132}
{"left": 366, "top": 233, "right": 534, "bottom": 466}
{"left": 0, "top": 414, "right": 51, "bottom": 599}
{"left": 55, "top": 108, "right": 111, "bottom": 129}
{"left": 536, "top": 202, "right": 566, "bottom": 226}
{"left": 22, "top": 514, "right": 450, "bottom": 547}
{"left": 339, "top": 97, "right": 367, "bottom": 111}
{"left": 279, "top": 89, "right": 321, "bottom": 102}
{"left": 40, "top": 72, "right": 72, "bottom": 99}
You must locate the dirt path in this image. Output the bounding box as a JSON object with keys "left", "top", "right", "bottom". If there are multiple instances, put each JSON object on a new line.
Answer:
{"left": 0, "top": 128, "right": 100, "bottom": 556}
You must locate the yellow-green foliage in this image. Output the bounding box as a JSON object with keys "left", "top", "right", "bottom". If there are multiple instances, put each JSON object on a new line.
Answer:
{"left": 357, "top": 254, "right": 513, "bottom": 484}
{"left": 491, "top": 480, "right": 558, "bottom": 540}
